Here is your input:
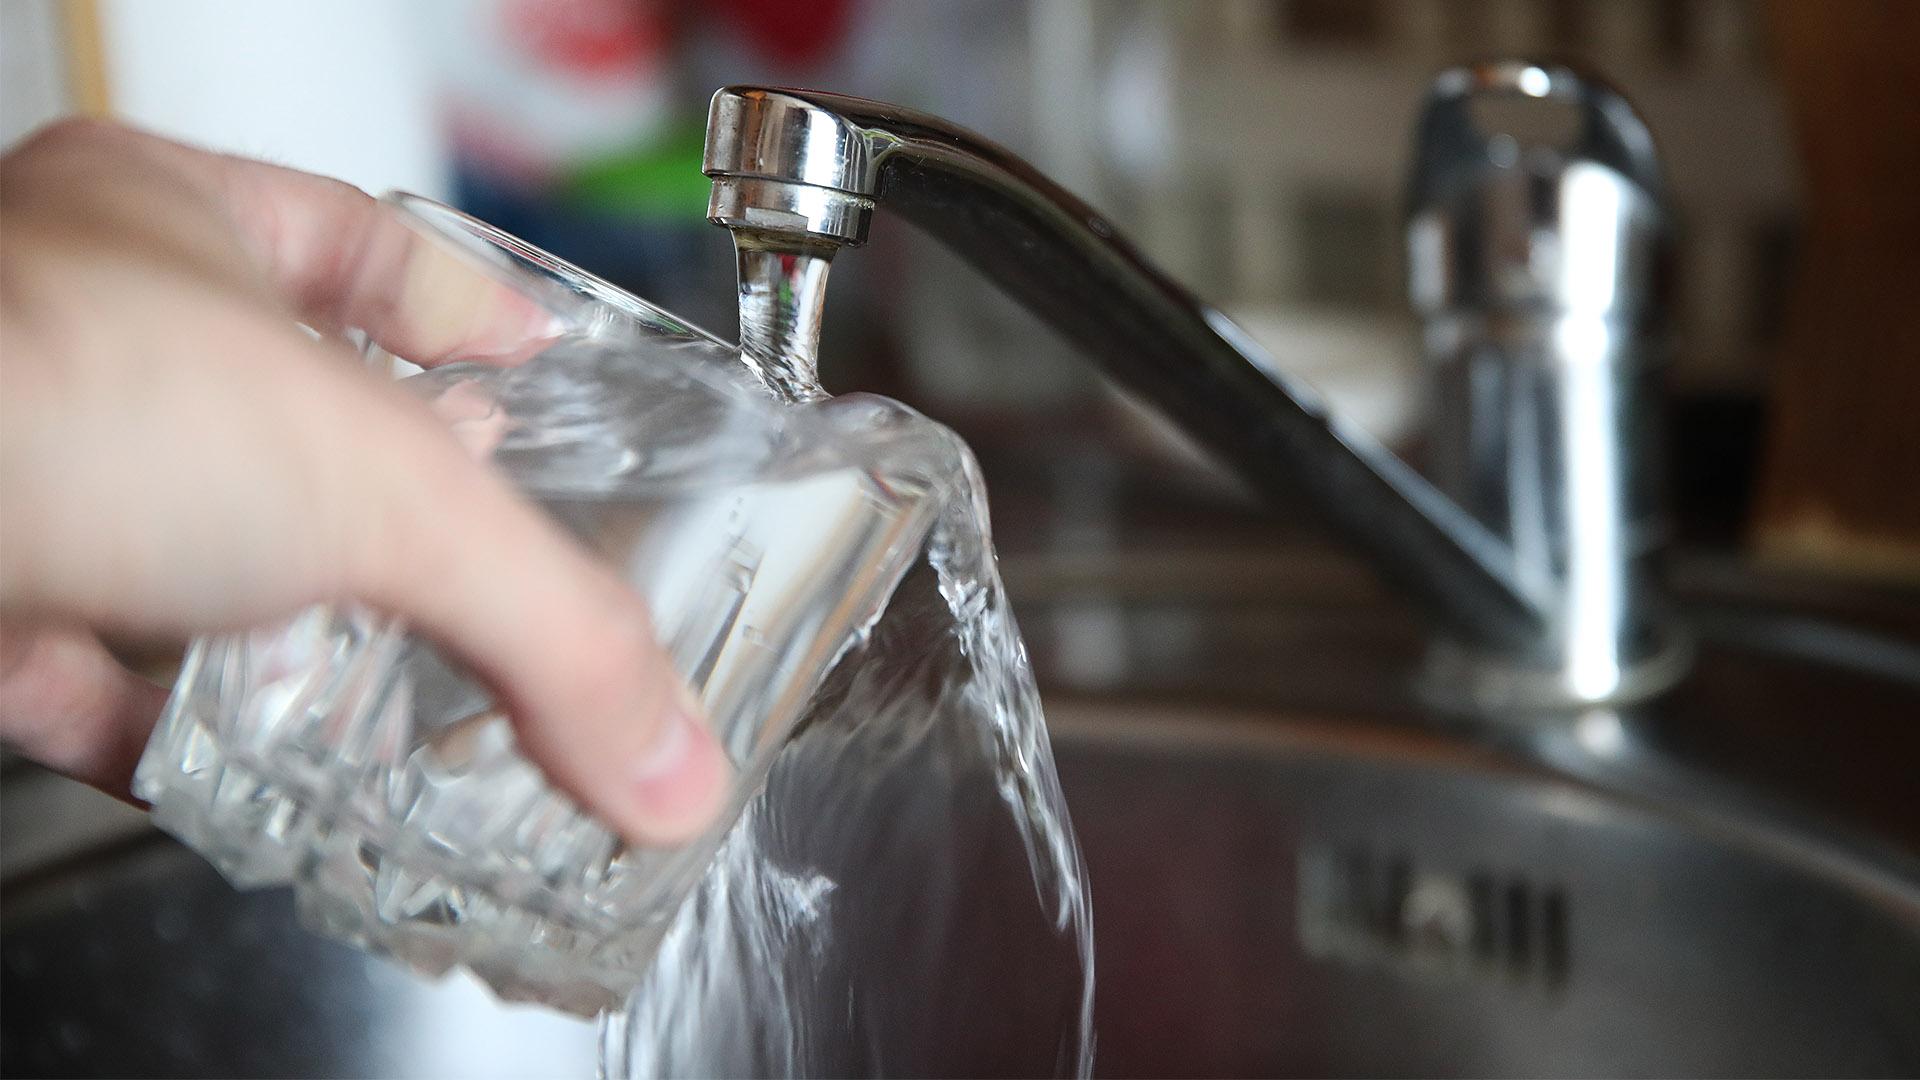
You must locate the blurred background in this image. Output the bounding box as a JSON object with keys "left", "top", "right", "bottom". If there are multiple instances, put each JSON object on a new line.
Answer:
{"left": 2, "top": 0, "right": 1912, "bottom": 592}
{"left": 6, "top": 7, "right": 1919, "bottom": 1075}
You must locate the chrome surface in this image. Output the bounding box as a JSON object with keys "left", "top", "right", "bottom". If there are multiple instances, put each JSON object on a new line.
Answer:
{"left": 700, "top": 79, "right": 1547, "bottom": 665}
{"left": 6, "top": 555, "right": 1918, "bottom": 1077}
{"left": 700, "top": 61, "right": 1681, "bottom": 709}
{"left": 1408, "top": 61, "right": 1681, "bottom": 708}
{"left": 707, "top": 175, "right": 872, "bottom": 249}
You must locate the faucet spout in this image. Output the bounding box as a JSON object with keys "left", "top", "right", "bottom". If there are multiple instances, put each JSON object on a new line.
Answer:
{"left": 701, "top": 80, "right": 1609, "bottom": 671}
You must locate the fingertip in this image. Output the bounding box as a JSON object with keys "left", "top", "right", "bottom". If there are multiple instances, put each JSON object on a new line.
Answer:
{"left": 489, "top": 591, "right": 734, "bottom": 850}
{"left": 617, "top": 701, "right": 735, "bottom": 847}
{"left": 480, "top": 632, "right": 736, "bottom": 850}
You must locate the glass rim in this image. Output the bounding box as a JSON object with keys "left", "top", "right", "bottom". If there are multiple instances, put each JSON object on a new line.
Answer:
{"left": 378, "top": 189, "right": 722, "bottom": 344}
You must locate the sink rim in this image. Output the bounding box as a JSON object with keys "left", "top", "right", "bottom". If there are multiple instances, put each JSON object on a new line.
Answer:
{"left": 1043, "top": 694, "right": 1920, "bottom": 925}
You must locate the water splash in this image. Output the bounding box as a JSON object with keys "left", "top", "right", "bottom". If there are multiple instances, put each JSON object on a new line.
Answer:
{"left": 607, "top": 230, "right": 1097, "bottom": 1076}
{"left": 604, "top": 432, "right": 1095, "bottom": 1077}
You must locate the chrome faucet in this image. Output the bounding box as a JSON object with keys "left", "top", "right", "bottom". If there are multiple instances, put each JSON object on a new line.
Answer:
{"left": 701, "top": 60, "right": 1689, "bottom": 711}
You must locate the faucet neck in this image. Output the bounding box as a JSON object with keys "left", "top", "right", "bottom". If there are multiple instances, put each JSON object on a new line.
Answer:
{"left": 699, "top": 74, "right": 1688, "bottom": 708}
{"left": 701, "top": 83, "right": 1550, "bottom": 661}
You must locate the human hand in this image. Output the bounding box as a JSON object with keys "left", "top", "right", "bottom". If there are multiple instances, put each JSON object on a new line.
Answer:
{"left": 0, "top": 119, "right": 729, "bottom": 846}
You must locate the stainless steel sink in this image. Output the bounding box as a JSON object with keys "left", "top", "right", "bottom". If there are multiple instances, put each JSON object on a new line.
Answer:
{"left": 1053, "top": 702, "right": 1920, "bottom": 1077}
{"left": 4, "top": 550, "right": 1918, "bottom": 1077}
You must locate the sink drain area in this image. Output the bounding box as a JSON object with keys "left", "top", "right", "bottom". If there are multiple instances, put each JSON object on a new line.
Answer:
{"left": 1297, "top": 843, "right": 1569, "bottom": 992}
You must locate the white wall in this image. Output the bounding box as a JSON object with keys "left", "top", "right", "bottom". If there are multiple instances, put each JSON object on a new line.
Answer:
{"left": 0, "top": 0, "right": 72, "bottom": 149}
{"left": 93, "top": 0, "right": 449, "bottom": 198}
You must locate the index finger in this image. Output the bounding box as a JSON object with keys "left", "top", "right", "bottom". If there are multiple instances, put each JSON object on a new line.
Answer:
{"left": 209, "top": 151, "right": 565, "bottom": 366}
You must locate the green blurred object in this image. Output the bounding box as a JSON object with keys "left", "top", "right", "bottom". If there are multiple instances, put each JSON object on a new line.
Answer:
{"left": 559, "top": 121, "right": 714, "bottom": 223}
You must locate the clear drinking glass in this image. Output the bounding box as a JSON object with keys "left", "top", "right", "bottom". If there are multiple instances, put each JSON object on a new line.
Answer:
{"left": 133, "top": 193, "right": 958, "bottom": 1014}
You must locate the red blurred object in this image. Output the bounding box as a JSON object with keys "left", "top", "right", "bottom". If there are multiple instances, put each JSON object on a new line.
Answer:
{"left": 703, "top": 0, "right": 856, "bottom": 67}
{"left": 502, "top": 0, "right": 672, "bottom": 79}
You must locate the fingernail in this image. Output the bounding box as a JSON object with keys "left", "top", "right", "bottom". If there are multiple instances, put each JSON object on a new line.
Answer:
{"left": 476, "top": 290, "right": 567, "bottom": 363}
{"left": 633, "top": 705, "right": 696, "bottom": 782}
{"left": 625, "top": 704, "right": 731, "bottom": 845}
{"left": 429, "top": 380, "right": 512, "bottom": 459}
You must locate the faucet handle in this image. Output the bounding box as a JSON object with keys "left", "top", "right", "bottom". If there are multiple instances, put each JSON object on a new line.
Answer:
{"left": 1406, "top": 60, "right": 1671, "bottom": 321}
{"left": 1409, "top": 60, "right": 1664, "bottom": 203}
{"left": 1406, "top": 61, "right": 1686, "bottom": 707}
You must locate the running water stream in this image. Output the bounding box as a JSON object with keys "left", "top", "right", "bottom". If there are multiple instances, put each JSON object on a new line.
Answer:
{"left": 604, "top": 243, "right": 1095, "bottom": 1077}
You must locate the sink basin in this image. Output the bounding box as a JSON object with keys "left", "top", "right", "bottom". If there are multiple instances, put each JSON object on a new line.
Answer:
{"left": 4, "top": 551, "right": 1917, "bottom": 1077}
{"left": 1054, "top": 700, "right": 1920, "bottom": 1077}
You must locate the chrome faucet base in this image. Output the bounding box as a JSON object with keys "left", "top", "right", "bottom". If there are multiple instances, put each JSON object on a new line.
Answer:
{"left": 1418, "top": 631, "right": 1695, "bottom": 716}
{"left": 1408, "top": 61, "right": 1676, "bottom": 713}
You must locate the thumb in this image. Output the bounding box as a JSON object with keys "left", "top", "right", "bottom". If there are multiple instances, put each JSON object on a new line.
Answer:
{"left": 324, "top": 373, "right": 734, "bottom": 848}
